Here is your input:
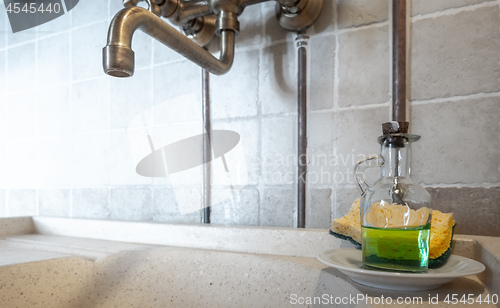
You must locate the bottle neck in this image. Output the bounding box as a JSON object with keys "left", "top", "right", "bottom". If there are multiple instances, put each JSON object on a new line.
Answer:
{"left": 380, "top": 137, "right": 411, "bottom": 178}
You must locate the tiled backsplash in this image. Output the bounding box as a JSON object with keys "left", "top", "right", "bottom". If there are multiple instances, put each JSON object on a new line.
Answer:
{"left": 0, "top": 1, "right": 499, "bottom": 234}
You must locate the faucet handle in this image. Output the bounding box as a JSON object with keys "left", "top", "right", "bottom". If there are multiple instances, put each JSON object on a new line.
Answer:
{"left": 123, "top": 0, "right": 162, "bottom": 17}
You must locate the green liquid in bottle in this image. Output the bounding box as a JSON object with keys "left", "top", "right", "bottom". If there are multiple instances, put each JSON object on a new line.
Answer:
{"left": 362, "top": 223, "right": 431, "bottom": 272}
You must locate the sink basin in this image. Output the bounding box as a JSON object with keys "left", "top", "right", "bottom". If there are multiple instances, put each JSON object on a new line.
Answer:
{"left": 0, "top": 217, "right": 498, "bottom": 307}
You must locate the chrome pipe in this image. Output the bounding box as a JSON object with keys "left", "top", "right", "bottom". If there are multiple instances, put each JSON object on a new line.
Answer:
{"left": 202, "top": 67, "right": 212, "bottom": 224}
{"left": 296, "top": 34, "right": 308, "bottom": 228}
{"left": 392, "top": 0, "right": 407, "bottom": 122}
{"left": 103, "top": 6, "right": 235, "bottom": 77}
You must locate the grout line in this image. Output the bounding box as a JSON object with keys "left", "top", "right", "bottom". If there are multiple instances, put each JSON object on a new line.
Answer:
{"left": 336, "top": 20, "right": 390, "bottom": 35}
{"left": 422, "top": 183, "right": 500, "bottom": 189}
{"left": 411, "top": 91, "right": 500, "bottom": 105}
{"left": 68, "top": 6, "right": 74, "bottom": 218}
{"left": 411, "top": 1, "right": 499, "bottom": 21}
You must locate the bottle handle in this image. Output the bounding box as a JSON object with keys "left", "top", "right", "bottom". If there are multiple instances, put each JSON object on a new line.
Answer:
{"left": 354, "top": 155, "right": 384, "bottom": 195}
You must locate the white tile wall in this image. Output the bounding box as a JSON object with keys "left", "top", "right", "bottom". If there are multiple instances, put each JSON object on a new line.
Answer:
{"left": 37, "top": 33, "right": 70, "bottom": 88}
{"left": 337, "top": 0, "right": 389, "bottom": 28}
{"left": 212, "top": 49, "right": 260, "bottom": 119}
{"left": 0, "top": 1, "right": 498, "bottom": 229}
{"left": 37, "top": 85, "right": 71, "bottom": 138}
{"left": 338, "top": 24, "right": 390, "bottom": 107}
{"left": 70, "top": 78, "right": 110, "bottom": 134}
{"left": 7, "top": 42, "right": 36, "bottom": 93}
{"left": 411, "top": 5, "right": 500, "bottom": 100}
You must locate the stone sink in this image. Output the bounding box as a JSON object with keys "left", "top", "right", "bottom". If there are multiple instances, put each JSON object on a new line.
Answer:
{"left": 0, "top": 217, "right": 499, "bottom": 307}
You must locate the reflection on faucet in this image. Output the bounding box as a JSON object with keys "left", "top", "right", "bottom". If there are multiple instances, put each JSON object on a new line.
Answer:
{"left": 103, "top": 0, "right": 323, "bottom": 77}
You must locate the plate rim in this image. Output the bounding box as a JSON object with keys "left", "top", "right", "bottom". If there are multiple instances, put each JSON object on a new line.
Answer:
{"left": 317, "top": 248, "right": 485, "bottom": 279}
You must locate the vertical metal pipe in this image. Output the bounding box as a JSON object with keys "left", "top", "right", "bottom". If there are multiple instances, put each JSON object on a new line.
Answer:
{"left": 392, "top": 0, "right": 407, "bottom": 122}
{"left": 202, "top": 67, "right": 211, "bottom": 224}
{"left": 297, "top": 34, "right": 308, "bottom": 228}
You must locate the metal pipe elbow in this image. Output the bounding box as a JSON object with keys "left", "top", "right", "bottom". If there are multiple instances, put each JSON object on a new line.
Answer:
{"left": 103, "top": 6, "right": 235, "bottom": 77}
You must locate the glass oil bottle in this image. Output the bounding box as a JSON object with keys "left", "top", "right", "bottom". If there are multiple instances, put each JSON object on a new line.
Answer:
{"left": 355, "top": 122, "right": 432, "bottom": 272}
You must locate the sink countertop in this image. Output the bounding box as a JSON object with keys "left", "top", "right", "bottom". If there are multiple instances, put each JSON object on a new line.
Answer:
{"left": 0, "top": 216, "right": 498, "bottom": 307}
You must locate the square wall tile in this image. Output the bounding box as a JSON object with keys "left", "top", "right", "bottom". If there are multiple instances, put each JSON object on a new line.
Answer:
{"left": 7, "top": 189, "right": 36, "bottom": 217}
{"left": 5, "top": 139, "right": 38, "bottom": 189}
{"left": 411, "top": 6, "right": 500, "bottom": 100}
{"left": 71, "top": 21, "right": 109, "bottom": 81}
{"left": 337, "top": 0, "right": 389, "bottom": 29}
{"left": 71, "top": 78, "right": 109, "bottom": 134}
{"left": 338, "top": 25, "right": 390, "bottom": 107}
{"left": 152, "top": 60, "right": 202, "bottom": 124}
{"left": 72, "top": 188, "right": 109, "bottom": 219}
{"left": 262, "top": 116, "right": 296, "bottom": 186}
{"left": 211, "top": 49, "right": 259, "bottom": 119}
{"left": 39, "top": 189, "right": 70, "bottom": 217}
{"left": 110, "top": 68, "right": 153, "bottom": 129}
{"left": 71, "top": 133, "right": 110, "bottom": 187}
{"left": 109, "top": 130, "right": 152, "bottom": 186}
{"left": 109, "top": 186, "right": 153, "bottom": 221}
{"left": 153, "top": 186, "right": 200, "bottom": 224}
{"left": 6, "top": 42, "right": 36, "bottom": 93}
{"left": 38, "top": 85, "right": 71, "bottom": 138}
{"left": 310, "top": 35, "right": 335, "bottom": 111}
{"left": 260, "top": 41, "right": 296, "bottom": 115}
{"left": 411, "top": 97, "right": 500, "bottom": 184}
{"left": 5, "top": 90, "right": 37, "bottom": 139}
{"left": 210, "top": 186, "right": 259, "bottom": 226}
{"left": 260, "top": 188, "right": 294, "bottom": 227}
{"left": 306, "top": 188, "right": 332, "bottom": 228}
{"left": 412, "top": 0, "right": 495, "bottom": 16}
{"left": 37, "top": 137, "right": 73, "bottom": 189}
{"left": 37, "top": 32, "right": 70, "bottom": 88}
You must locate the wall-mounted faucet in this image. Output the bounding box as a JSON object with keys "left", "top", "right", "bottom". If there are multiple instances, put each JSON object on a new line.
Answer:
{"left": 102, "top": 0, "right": 323, "bottom": 77}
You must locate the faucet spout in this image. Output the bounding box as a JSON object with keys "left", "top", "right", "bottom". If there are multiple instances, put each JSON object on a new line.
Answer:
{"left": 103, "top": 6, "right": 235, "bottom": 77}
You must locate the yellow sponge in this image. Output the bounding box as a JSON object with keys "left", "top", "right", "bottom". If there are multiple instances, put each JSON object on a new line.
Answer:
{"left": 329, "top": 198, "right": 361, "bottom": 248}
{"left": 428, "top": 209, "right": 455, "bottom": 268}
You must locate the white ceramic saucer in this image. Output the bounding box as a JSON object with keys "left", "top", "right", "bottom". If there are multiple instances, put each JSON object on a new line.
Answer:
{"left": 317, "top": 248, "right": 485, "bottom": 291}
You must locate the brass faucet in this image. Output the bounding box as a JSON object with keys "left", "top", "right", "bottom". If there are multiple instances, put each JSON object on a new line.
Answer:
{"left": 103, "top": 0, "right": 322, "bottom": 77}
